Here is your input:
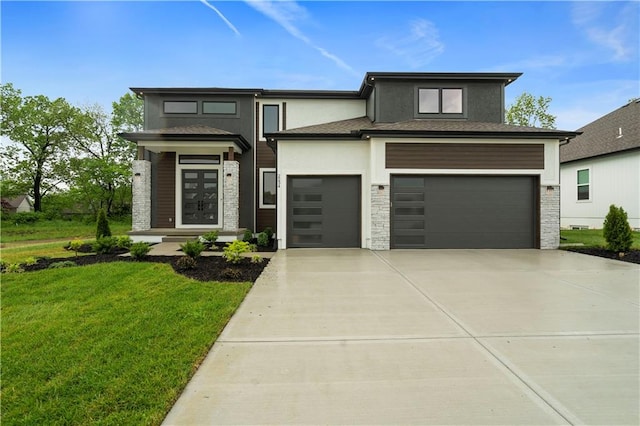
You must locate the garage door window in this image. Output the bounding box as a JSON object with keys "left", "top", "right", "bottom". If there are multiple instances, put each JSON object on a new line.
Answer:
{"left": 577, "top": 169, "right": 590, "bottom": 201}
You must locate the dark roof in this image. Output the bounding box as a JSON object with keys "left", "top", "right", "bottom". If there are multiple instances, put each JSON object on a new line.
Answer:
{"left": 1, "top": 195, "right": 29, "bottom": 209}
{"left": 560, "top": 100, "right": 640, "bottom": 163}
{"left": 270, "top": 117, "right": 578, "bottom": 140}
{"left": 119, "top": 126, "right": 250, "bottom": 151}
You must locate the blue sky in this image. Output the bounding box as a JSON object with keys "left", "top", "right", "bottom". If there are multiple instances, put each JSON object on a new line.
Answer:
{"left": 1, "top": 1, "right": 638, "bottom": 130}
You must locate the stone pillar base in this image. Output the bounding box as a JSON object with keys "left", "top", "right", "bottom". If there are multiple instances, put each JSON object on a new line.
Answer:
{"left": 223, "top": 161, "right": 239, "bottom": 231}
{"left": 540, "top": 185, "right": 560, "bottom": 249}
{"left": 132, "top": 160, "right": 151, "bottom": 231}
{"left": 371, "top": 184, "right": 390, "bottom": 250}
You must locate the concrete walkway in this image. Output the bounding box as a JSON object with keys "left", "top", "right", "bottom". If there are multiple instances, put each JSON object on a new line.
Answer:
{"left": 163, "top": 249, "right": 639, "bottom": 425}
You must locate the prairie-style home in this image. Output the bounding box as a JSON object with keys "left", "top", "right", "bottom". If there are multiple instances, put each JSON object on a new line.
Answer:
{"left": 120, "top": 72, "right": 577, "bottom": 249}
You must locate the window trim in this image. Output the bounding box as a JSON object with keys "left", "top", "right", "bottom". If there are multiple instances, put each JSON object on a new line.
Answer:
{"left": 262, "top": 104, "right": 280, "bottom": 138}
{"left": 202, "top": 101, "right": 237, "bottom": 115}
{"left": 163, "top": 101, "right": 198, "bottom": 114}
{"left": 259, "top": 168, "right": 277, "bottom": 209}
{"left": 577, "top": 168, "right": 591, "bottom": 202}
{"left": 415, "top": 86, "right": 467, "bottom": 118}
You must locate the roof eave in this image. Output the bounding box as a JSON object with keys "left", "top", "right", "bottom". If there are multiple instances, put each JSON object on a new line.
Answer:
{"left": 118, "top": 132, "right": 251, "bottom": 151}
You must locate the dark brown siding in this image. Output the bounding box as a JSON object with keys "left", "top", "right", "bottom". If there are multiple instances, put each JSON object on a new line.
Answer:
{"left": 256, "top": 102, "right": 277, "bottom": 231}
{"left": 154, "top": 152, "right": 176, "bottom": 228}
{"left": 386, "top": 143, "right": 545, "bottom": 169}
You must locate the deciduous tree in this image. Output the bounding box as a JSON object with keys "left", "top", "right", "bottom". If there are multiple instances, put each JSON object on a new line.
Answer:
{"left": 506, "top": 92, "right": 557, "bottom": 129}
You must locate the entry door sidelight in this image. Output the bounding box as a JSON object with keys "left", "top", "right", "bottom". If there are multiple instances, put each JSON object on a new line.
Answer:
{"left": 182, "top": 170, "right": 218, "bottom": 225}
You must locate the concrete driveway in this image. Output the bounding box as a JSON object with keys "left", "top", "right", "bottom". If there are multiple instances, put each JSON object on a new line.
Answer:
{"left": 163, "top": 249, "right": 639, "bottom": 425}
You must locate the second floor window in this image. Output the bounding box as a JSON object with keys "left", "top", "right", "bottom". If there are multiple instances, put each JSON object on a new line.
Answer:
{"left": 203, "top": 101, "right": 236, "bottom": 115}
{"left": 263, "top": 105, "right": 279, "bottom": 135}
{"left": 418, "top": 88, "right": 463, "bottom": 115}
{"left": 164, "top": 101, "right": 197, "bottom": 114}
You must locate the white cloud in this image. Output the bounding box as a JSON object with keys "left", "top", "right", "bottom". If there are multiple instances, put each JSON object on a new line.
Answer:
{"left": 376, "top": 19, "right": 444, "bottom": 69}
{"left": 199, "top": 0, "right": 241, "bottom": 36}
{"left": 484, "top": 55, "right": 568, "bottom": 73}
{"left": 571, "top": 2, "right": 637, "bottom": 62}
{"left": 244, "top": 0, "right": 359, "bottom": 76}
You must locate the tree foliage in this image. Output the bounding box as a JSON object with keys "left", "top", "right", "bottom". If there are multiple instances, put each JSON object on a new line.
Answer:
{"left": 0, "top": 83, "right": 83, "bottom": 211}
{"left": 505, "top": 92, "right": 557, "bottom": 129}
{"left": 603, "top": 205, "right": 633, "bottom": 253}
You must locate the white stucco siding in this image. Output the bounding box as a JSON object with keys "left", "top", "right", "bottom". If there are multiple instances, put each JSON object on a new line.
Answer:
{"left": 276, "top": 139, "right": 371, "bottom": 249}
{"left": 561, "top": 151, "right": 640, "bottom": 229}
{"left": 369, "top": 137, "right": 560, "bottom": 185}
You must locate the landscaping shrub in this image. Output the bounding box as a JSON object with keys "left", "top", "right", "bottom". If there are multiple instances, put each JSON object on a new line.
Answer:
{"left": 603, "top": 204, "right": 633, "bottom": 253}
{"left": 116, "top": 236, "right": 133, "bottom": 249}
{"left": 96, "top": 209, "right": 111, "bottom": 239}
{"left": 223, "top": 240, "right": 254, "bottom": 264}
{"left": 0, "top": 260, "right": 7, "bottom": 272}
{"left": 243, "top": 229, "right": 253, "bottom": 242}
{"left": 200, "top": 230, "right": 219, "bottom": 245}
{"left": 175, "top": 256, "right": 197, "bottom": 270}
{"left": 256, "top": 232, "right": 269, "bottom": 247}
{"left": 251, "top": 254, "right": 263, "bottom": 264}
{"left": 221, "top": 268, "right": 243, "bottom": 280}
{"left": 92, "top": 236, "right": 117, "bottom": 255}
{"left": 23, "top": 257, "right": 38, "bottom": 266}
{"left": 263, "top": 227, "right": 274, "bottom": 240}
{"left": 6, "top": 263, "right": 24, "bottom": 273}
{"left": 180, "top": 240, "right": 205, "bottom": 259}
{"left": 129, "top": 242, "right": 151, "bottom": 260}
{"left": 48, "top": 261, "right": 76, "bottom": 269}
{"left": 69, "top": 239, "right": 84, "bottom": 258}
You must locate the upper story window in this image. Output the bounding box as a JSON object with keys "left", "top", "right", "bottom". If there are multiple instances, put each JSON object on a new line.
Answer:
{"left": 203, "top": 101, "right": 236, "bottom": 115}
{"left": 417, "top": 88, "right": 464, "bottom": 115}
{"left": 577, "top": 169, "right": 590, "bottom": 201}
{"left": 263, "top": 105, "right": 279, "bottom": 135}
{"left": 164, "top": 101, "right": 197, "bottom": 114}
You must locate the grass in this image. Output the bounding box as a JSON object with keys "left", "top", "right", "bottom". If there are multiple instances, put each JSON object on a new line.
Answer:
{"left": 0, "top": 217, "right": 131, "bottom": 244}
{"left": 561, "top": 229, "right": 640, "bottom": 249}
{"left": 0, "top": 241, "right": 84, "bottom": 264}
{"left": 1, "top": 262, "right": 251, "bottom": 425}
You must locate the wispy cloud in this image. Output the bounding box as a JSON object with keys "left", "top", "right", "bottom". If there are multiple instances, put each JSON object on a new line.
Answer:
{"left": 243, "top": 0, "right": 359, "bottom": 76}
{"left": 483, "top": 55, "right": 568, "bottom": 73}
{"left": 571, "top": 2, "right": 637, "bottom": 62}
{"left": 376, "top": 19, "right": 444, "bottom": 69}
{"left": 200, "top": 0, "right": 241, "bottom": 37}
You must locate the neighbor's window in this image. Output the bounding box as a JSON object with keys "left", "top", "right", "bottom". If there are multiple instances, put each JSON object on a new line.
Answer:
{"left": 577, "top": 169, "right": 590, "bottom": 200}
{"left": 203, "top": 101, "right": 236, "bottom": 115}
{"left": 164, "top": 101, "right": 197, "bottom": 114}
{"left": 260, "top": 168, "right": 276, "bottom": 208}
{"left": 263, "top": 105, "right": 279, "bottom": 136}
{"left": 418, "top": 88, "right": 463, "bottom": 115}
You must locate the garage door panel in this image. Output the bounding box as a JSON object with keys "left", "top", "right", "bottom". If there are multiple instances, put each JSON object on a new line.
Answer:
{"left": 288, "top": 176, "right": 360, "bottom": 248}
{"left": 392, "top": 175, "right": 537, "bottom": 249}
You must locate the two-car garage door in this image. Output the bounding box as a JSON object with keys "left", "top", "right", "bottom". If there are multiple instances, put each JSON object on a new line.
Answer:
{"left": 391, "top": 175, "right": 538, "bottom": 249}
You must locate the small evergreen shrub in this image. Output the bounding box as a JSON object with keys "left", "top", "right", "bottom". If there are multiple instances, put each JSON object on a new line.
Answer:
{"left": 200, "top": 230, "right": 219, "bottom": 244}
{"left": 603, "top": 204, "right": 633, "bottom": 253}
{"left": 263, "top": 227, "right": 274, "bottom": 239}
{"left": 48, "top": 261, "right": 76, "bottom": 269}
{"left": 96, "top": 209, "right": 112, "bottom": 239}
{"left": 223, "top": 240, "right": 253, "bottom": 264}
{"left": 69, "top": 239, "right": 84, "bottom": 258}
{"left": 176, "top": 256, "right": 197, "bottom": 270}
{"left": 221, "top": 268, "right": 242, "bottom": 280}
{"left": 116, "top": 236, "right": 133, "bottom": 249}
{"left": 92, "top": 236, "right": 117, "bottom": 254}
{"left": 256, "top": 232, "right": 269, "bottom": 247}
{"left": 243, "top": 229, "right": 253, "bottom": 242}
{"left": 129, "top": 242, "right": 151, "bottom": 260}
{"left": 180, "top": 240, "right": 205, "bottom": 259}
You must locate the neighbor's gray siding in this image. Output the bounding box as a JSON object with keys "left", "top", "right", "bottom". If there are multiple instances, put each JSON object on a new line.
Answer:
{"left": 374, "top": 80, "right": 505, "bottom": 123}
{"left": 145, "top": 94, "right": 255, "bottom": 230}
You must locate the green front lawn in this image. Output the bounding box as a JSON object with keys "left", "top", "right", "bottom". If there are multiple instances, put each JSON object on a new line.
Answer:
{"left": 561, "top": 229, "right": 640, "bottom": 249}
{"left": 0, "top": 217, "right": 132, "bottom": 243}
{"left": 1, "top": 262, "right": 251, "bottom": 425}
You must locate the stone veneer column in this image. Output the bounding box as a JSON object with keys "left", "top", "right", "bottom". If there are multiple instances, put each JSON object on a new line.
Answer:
{"left": 540, "top": 184, "right": 560, "bottom": 249}
{"left": 371, "top": 184, "right": 390, "bottom": 250}
{"left": 223, "top": 161, "right": 239, "bottom": 232}
{"left": 132, "top": 160, "right": 151, "bottom": 231}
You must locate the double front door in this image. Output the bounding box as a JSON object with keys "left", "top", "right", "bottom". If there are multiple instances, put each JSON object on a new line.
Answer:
{"left": 182, "top": 170, "right": 218, "bottom": 225}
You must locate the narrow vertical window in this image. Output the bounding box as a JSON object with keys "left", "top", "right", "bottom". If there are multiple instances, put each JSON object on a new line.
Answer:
{"left": 577, "top": 169, "right": 590, "bottom": 200}
{"left": 263, "top": 105, "right": 279, "bottom": 135}
{"left": 260, "top": 168, "right": 276, "bottom": 208}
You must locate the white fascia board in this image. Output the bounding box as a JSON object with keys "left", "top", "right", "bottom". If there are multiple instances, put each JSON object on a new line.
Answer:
{"left": 139, "top": 140, "right": 245, "bottom": 154}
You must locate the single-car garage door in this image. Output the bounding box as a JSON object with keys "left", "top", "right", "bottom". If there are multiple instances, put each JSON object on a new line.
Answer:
{"left": 288, "top": 176, "right": 361, "bottom": 248}
{"left": 391, "top": 175, "right": 537, "bottom": 249}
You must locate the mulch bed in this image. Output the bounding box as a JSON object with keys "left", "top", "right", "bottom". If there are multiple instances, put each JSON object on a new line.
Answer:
{"left": 19, "top": 250, "right": 269, "bottom": 283}
{"left": 565, "top": 247, "right": 640, "bottom": 265}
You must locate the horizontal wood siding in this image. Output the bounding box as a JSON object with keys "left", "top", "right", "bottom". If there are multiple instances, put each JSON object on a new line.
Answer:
{"left": 386, "top": 143, "right": 545, "bottom": 169}
{"left": 154, "top": 152, "right": 176, "bottom": 228}
{"left": 257, "top": 209, "right": 276, "bottom": 233}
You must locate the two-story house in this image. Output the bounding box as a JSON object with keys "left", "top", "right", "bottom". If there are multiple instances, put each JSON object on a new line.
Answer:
{"left": 121, "top": 72, "right": 577, "bottom": 249}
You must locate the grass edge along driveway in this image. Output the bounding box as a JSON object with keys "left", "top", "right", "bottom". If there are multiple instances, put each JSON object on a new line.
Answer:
{"left": 1, "top": 261, "right": 251, "bottom": 425}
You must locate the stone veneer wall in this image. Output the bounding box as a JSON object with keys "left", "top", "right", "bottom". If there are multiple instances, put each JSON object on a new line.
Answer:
{"left": 223, "top": 161, "right": 239, "bottom": 231}
{"left": 540, "top": 184, "right": 560, "bottom": 249}
{"left": 371, "top": 185, "right": 390, "bottom": 250}
{"left": 132, "top": 160, "right": 151, "bottom": 231}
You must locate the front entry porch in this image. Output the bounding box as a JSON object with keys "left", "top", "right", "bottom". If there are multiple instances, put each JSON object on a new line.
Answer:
{"left": 128, "top": 228, "right": 247, "bottom": 244}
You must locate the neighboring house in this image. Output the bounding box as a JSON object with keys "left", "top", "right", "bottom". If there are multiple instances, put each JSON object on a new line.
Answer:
{"left": 1, "top": 195, "right": 32, "bottom": 214}
{"left": 121, "top": 72, "right": 577, "bottom": 249}
{"left": 560, "top": 99, "right": 640, "bottom": 230}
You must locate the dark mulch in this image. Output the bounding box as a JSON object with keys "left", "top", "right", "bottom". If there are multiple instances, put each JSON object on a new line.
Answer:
{"left": 566, "top": 247, "right": 640, "bottom": 264}
{"left": 20, "top": 252, "right": 269, "bottom": 283}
